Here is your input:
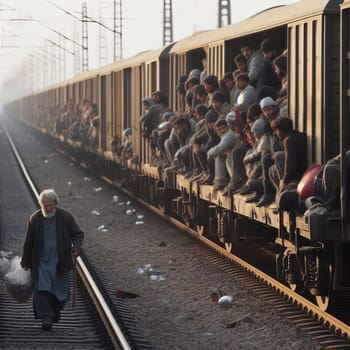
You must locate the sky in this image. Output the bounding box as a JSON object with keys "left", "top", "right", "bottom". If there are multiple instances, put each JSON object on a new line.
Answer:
{"left": 0, "top": 0, "right": 298, "bottom": 96}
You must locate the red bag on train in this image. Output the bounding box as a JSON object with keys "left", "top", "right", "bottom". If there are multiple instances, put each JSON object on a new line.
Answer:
{"left": 297, "top": 164, "right": 322, "bottom": 199}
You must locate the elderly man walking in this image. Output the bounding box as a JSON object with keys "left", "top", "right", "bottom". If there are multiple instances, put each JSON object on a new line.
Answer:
{"left": 21, "top": 189, "right": 84, "bottom": 330}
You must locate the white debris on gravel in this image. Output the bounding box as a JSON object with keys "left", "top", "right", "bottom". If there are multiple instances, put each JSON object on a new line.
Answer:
{"left": 91, "top": 210, "right": 101, "bottom": 216}
{"left": 111, "top": 195, "right": 119, "bottom": 203}
{"left": 218, "top": 295, "right": 234, "bottom": 308}
{"left": 97, "top": 225, "right": 109, "bottom": 233}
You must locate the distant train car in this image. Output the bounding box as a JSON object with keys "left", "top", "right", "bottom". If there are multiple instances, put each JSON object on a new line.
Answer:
{"left": 98, "top": 44, "right": 174, "bottom": 165}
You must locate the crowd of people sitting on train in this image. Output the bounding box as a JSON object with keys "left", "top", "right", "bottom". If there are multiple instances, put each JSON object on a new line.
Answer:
{"left": 140, "top": 38, "right": 301, "bottom": 208}
{"left": 140, "top": 37, "right": 344, "bottom": 213}
{"left": 34, "top": 98, "right": 101, "bottom": 152}
{"left": 33, "top": 37, "right": 343, "bottom": 213}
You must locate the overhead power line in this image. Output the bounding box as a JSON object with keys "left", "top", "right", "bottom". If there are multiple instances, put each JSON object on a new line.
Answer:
{"left": 2, "top": 18, "right": 84, "bottom": 48}
{"left": 45, "top": 0, "right": 121, "bottom": 35}
{"left": 44, "top": 0, "right": 81, "bottom": 21}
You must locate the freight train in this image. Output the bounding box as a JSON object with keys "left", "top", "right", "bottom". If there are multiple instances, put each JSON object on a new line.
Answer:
{"left": 5, "top": 0, "right": 350, "bottom": 311}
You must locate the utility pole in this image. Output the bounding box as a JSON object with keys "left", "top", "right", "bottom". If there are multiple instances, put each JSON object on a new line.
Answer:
{"left": 99, "top": 5, "right": 107, "bottom": 67}
{"left": 113, "top": 0, "right": 122, "bottom": 60}
{"left": 73, "top": 22, "right": 81, "bottom": 76}
{"left": 49, "top": 41, "right": 57, "bottom": 84}
{"left": 218, "top": 0, "right": 231, "bottom": 28}
{"left": 163, "top": 0, "right": 173, "bottom": 46}
{"left": 58, "top": 32, "right": 66, "bottom": 81}
{"left": 82, "top": 2, "right": 89, "bottom": 72}
{"left": 42, "top": 42, "right": 49, "bottom": 87}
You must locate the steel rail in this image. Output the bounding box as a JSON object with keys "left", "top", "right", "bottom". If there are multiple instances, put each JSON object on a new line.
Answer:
{"left": 1, "top": 119, "right": 131, "bottom": 350}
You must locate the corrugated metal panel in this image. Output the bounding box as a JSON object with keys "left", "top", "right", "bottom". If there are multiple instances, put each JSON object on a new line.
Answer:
{"left": 100, "top": 76, "right": 106, "bottom": 150}
{"left": 131, "top": 66, "right": 142, "bottom": 165}
{"left": 170, "top": 53, "right": 187, "bottom": 111}
{"left": 93, "top": 77, "right": 99, "bottom": 107}
{"left": 106, "top": 74, "right": 113, "bottom": 151}
{"left": 208, "top": 44, "right": 225, "bottom": 78}
{"left": 114, "top": 71, "right": 123, "bottom": 145}
{"left": 289, "top": 20, "right": 320, "bottom": 164}
{"left": 324, "top": 14, "right": 341, "bottom": 160}
{"left": 289, "top": 10, "right": 340, "bottom": 165}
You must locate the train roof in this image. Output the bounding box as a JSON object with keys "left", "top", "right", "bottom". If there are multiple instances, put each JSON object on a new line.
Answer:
{"left": 170, "top": 0, "right": 343, "bottom": 53}
{"left": 63, "top": 68, "right": 100, "bottom": 86}
{"left": 99, "top": 50, "right": 152, "bottom": 76}
{"left": 34, "top": 68, "right": 101, "bottom": 95}
{"left": 341, "top": 0, "right": 350, "bottom": 8}
{"left": 99, "top": 43, "right": 174, "bottom": 76}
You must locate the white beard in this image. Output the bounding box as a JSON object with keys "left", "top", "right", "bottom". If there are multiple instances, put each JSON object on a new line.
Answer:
{"left": 42, "top": 209, "right": 56, "bottom": 218}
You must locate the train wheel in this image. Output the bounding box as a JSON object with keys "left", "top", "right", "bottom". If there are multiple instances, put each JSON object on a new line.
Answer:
{"left": 182, "top": 212, "right": 192, "bottom": 228}
{"left": 283, "top": 252, "right": 303, "bottom": 293}
{"left": 288, "top": 282, "right": 302, "bottom": 293}
{"left": 196, "top": 225, "right": 204, "bottom": 236}
{"left": 157, "top": 187, "right": 167, "bottom": 213}
{"left": 315, "top": 295, "right": 331, "bottom": 312}
{"left": 183, "top": 201, "right": 196, "bottom": 229}
{"left": 221, "top": 211, "right": 234, "bottom": 253}
{"left": 307, "top": 253, "right": 334, "bottom": 311}
{"left": 159, "top": 203, "right": 166, "bottom": 213}
{"left": 225, "top": 242, "right": 232, "bottom": 253}
{"left": 315, "top": 262, "right": 333, "bottom": 312}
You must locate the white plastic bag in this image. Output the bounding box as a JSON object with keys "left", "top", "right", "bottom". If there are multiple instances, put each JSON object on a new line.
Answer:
{"left": 8, "top": 256, "right": 21, "bottom": 272}
{"left": 0, "top": 257, "right": 11, "bottom": 276}
{"left": 4, "top": 256, "right": 33, "bottom": 303}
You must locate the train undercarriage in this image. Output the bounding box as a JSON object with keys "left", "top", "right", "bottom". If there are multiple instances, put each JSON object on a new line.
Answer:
{"left": 128, "top": 167, "right": 350, "bottom": 312}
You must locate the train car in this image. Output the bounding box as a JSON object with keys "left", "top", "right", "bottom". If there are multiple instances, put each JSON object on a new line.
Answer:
{"left": 12, "top": 69, "right": 100, "bottom": 130}
{"left": 170, "top": 0, "right": 342, "bottom": 164}
{"left": 98, "top": 44, "right": 174, "bottom": 167}
{"left": 4, "top": 0, "right": 350, "bottom": 312}
{"left": 140, "top": 0, "right": 349, "bottom": 311}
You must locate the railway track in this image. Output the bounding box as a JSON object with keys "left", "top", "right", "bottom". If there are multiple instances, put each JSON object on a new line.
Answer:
{"left": 7, "top": 119, "right": 350, "bottom": 349}
{"left": 0, "top": 119, "right": 151, "bottom": 350}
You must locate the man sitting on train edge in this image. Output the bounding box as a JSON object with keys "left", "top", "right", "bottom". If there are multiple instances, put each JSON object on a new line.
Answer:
{"left": 256, "top": 96, "right": 283, "bottom": 207}
{"left": 207, "top": 119, "right": 238, "bottom": 192}
{"left": 191, "top": 109, "right": 220, "bottom": 185}
{"left": 269, "top": 117, "right": 307, "bottom": 203}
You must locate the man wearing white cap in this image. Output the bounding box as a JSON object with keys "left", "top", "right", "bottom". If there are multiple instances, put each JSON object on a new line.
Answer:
{"left": 260, "top": 96, "right": 279, "bottom": 125}
{"left": 243, "top": 118, "right": 271, "bottom": 203}
{"left": 233, "top": 73, "right": 257, "bottom": 114}
{"left": 207, "top": 119, "right": 239, "bottom": 192}
{"left": 222, "top": 111, "right": 248, "bottom": 195}
{"left": 256, "top": 96, "right": 285, "bottom": 207}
